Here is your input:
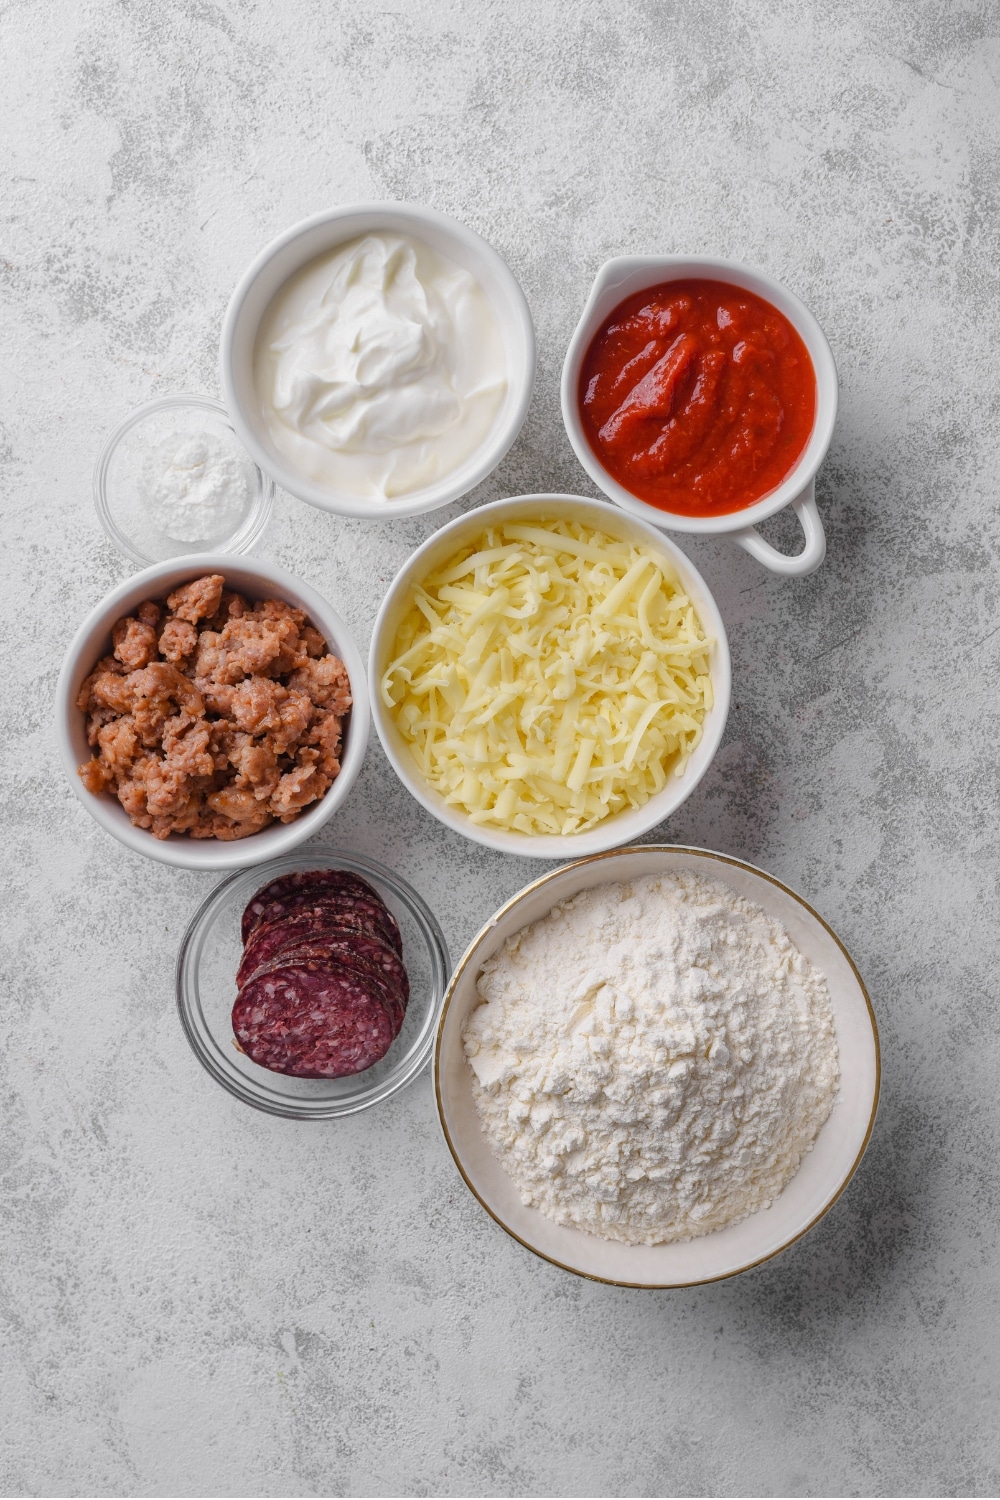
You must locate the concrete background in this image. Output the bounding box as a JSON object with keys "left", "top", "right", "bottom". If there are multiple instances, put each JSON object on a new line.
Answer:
{"left": 2, "top": 0, "right": 998, "bottom": 1494}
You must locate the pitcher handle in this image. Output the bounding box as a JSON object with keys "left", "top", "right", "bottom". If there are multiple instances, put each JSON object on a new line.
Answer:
{"left": 731, "top": 481, "right": 826, "bottom": 577}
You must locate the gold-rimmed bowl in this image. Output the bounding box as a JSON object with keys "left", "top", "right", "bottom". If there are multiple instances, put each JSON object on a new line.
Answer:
{"left": 434, "top": 845, "right": 879, "bottom": 1287}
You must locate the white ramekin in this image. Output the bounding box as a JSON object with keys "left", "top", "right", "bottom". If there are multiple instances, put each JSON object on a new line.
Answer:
{"left": 369, "top": 494, "right": 731, "bottom": 859}
{"left": 561, "top": 255, "right": 838, "bottom": 577}
{"left": 220, "top": 203, "right": 536, "bottom": 520}
{"left": 55, "top": 555, "right": 370, "bottom": 870}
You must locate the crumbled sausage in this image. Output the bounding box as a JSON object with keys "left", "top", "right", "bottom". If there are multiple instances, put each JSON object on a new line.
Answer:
{"left": 304, "top": 709, "right": 344, "bottom": 777}
{"left": 76, "top": 575, "right": 351, "bottom": 841}
{"left": 194, "top": 613, "right": 306, "bottom": 685}
{"left": 112, "top": 617, "right": 159, "bottom": 671}
{"left": 204, "top": 590, "right": 250, "bottom": 632}
{"left": 166, "top": 574, "right": 225, "bottom": 624}
{"left": 137, "top": 601, "right": 162, "bottom": 629}
{"left": 256, "top": 598, "right": 307, "bottom": 628}
{"left": 229, "top": 677, "right": 286, "bottom": 736}
{"left": 79, "top": 757, "right": 114, "bottom": 794}
{"left": 193, "top": 677, "right": 235, "bottom": 717}
{"left": 286, "top": 654, "right": 352, "bottom": 712}
{"left": 224, "top": 731, "right": 280, "bottom": 799}
{"left": 300, "top": 625, "right": 327, "bottom": 658}
{"left": 97, "top": 716, "right": 140, "bottom": 774}
{"left": 270, "top": 758, "right": 330, "bottom": 821}
{"left": 84, "top": 670, "right": 134, "bottom": 717}
{"left": 158, "top": 616, "right": 198, "bottom": 663}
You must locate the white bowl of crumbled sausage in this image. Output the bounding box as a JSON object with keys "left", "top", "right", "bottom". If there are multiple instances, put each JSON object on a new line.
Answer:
{"left": 55, "top": 556, "right": 369, "bottom": 869}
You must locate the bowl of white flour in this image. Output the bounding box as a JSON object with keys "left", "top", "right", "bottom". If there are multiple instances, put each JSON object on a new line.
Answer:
{"left": 434, "top": 845, "right": 879, "bottom": 1286}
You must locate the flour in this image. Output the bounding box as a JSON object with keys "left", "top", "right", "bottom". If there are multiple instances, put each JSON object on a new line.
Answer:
{"left": 139, "top": 432, "right": 252, "bottom": 542}
{"left": 463, "top": 871, "right": 839, "bottom": 1245}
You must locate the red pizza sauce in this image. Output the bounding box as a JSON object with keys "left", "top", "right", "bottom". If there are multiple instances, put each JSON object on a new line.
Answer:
{"left": 578, "top": 279, "right": 816, "bottom": 517}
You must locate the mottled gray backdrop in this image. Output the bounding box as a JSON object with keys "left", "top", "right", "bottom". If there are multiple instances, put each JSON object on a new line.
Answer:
{"left": 2, "top": 1, "right": 998, "bottom": 1495}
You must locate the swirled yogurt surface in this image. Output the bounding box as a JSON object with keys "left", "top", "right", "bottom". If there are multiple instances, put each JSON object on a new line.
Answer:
{"left": 253, "top": 233, "right": 507, "bottom": 499}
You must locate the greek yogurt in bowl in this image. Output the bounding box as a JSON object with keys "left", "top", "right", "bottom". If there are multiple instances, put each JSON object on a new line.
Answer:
{"left": 221, "top": 204, "right": 536, "bottom": 520}
{"left": 254, "top": 233, "right": 507, "bottom": 500}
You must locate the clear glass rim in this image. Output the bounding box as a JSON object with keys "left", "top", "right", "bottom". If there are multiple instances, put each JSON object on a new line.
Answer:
{"left": 93, "top": 393, "right": 275, "bottom": 567}
{"left": 175, "top": 846, "right": 450, "bottom": 1119}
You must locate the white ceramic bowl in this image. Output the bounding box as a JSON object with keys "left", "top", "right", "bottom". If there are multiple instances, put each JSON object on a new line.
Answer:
{"left": 55, "top": 554, "right": 369, "bottom": 870}
{"left": 369, "top": 494, "right": 731, "bottom": 859}
{"left": 220, "top": 203, "right": 536, "bottom": 519}
{"left": 435, "top": 845, "right": 880, "bottom": 1287}
{"left": 561, "top": 256, "right": 838, "bottom": 577}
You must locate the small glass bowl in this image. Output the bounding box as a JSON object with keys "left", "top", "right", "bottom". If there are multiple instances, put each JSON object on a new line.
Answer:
{"left": 94, "top": 394, "right": 274, "bottom": 566}
{"left": 175, "top": 848, "right": 450, "bottom": 1118}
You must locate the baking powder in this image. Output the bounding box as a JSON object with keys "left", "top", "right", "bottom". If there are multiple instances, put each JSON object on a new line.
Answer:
{"left": 140, "top": 432, "right": 252, "bottom": 542}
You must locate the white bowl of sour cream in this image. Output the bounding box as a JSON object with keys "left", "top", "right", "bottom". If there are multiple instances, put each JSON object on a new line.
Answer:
{"left": 220, "top": 204, "right": 536, "bottom": 519}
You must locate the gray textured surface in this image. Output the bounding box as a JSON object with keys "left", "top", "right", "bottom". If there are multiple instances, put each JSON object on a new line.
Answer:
{"left": 1, "top": 1, "right": 998, "bottom": 1495}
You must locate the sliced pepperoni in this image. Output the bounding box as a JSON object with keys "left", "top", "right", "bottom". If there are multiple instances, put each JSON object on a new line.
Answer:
{"left": 291, "top": 892, "right": 402, "bottom": 953}
{"left": 243, "top": 877, "right": 402, "bottom": 954}
{"left": 241, "top": 869, "right": 386, "bottom": 943}
{"left": 237, "top": 918, "right": 409, "bottom": 1007}
{"left": 237, "top": 905, "right": 402, "bottom": 985}
{"left": 233, "top": 961, "right": 395, "bottom": 1078}
{"left": 243, "top": 943, "right": 406, "bottom": 1038}
{"left": 235, "top": 868, "right": 413, "bottom": 1078}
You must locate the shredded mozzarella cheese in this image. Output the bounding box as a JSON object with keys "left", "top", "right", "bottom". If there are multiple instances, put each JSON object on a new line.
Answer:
{"left": 380, "top": 519, "right": 714, "bottom": 836}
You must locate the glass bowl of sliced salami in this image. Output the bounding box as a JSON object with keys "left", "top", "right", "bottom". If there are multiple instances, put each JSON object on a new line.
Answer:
{"left": 176, "top": 848, "right": 450, "bottom": 1117}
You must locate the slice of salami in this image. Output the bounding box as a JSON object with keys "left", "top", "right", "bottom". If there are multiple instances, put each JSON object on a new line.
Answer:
{"left": 238, "top": 904, "right": 402, "bottom": 985}
{"left": 243, "top": 886, "right": 403, "bottom": 956}
{"left": 243, "top": 943, "right": 406, "bottom": 1038}
{"left": 294, "top": 892, "right": 402, "bottom": 952}
{"left": 242, "top": 869, "right": 387, "bottom": 944}
{"left": 322, "top": 931, "right": 409, "bottom": 1008}
{"left": 233, "top": 961, "right": 395, "bottom": 1078}
{"left": 237, "top": 918, "right": 409, "bottom": 1008}
{"left": 247, "top": 867, "right": 381, "bottom": 911}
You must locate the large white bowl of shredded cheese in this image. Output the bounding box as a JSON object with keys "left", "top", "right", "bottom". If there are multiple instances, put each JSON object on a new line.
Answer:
{"left": 369, "top": 494, "right": 731, "bottom": 856}
{"left": 434, "top": 845, "right": 880, "bottom": 1286}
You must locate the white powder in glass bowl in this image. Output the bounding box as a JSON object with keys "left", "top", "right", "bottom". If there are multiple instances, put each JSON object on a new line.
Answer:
{"left": 462, "top": 870, "right": 840, "bottom": 1245}
{"left": 140, "top": 432, "right": 253, "bottom": 542}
